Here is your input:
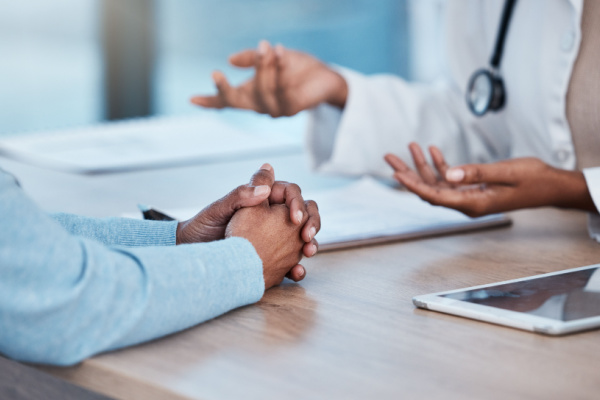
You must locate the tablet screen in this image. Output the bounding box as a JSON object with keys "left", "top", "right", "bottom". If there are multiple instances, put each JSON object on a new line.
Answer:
{"left": 442, "top": 266, "right": 600, "bottom": 321}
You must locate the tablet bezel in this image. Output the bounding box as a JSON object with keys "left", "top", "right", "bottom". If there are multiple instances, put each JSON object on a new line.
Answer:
{"left": 413, "top": 264, "right": 600, "bottom": 335}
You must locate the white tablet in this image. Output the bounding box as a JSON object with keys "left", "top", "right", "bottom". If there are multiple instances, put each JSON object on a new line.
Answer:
{"left": 413, "top": 264, "right": 600, "bottom": 335}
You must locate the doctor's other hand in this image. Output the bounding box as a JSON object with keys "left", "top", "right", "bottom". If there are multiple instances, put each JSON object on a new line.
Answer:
{"left": 384, "top": 143, "right": 596, "bottom": 217}
{"left": 177, "top": 164, "right": 321, "bottom": 265}
{"left": 190, "top": 40, "right": 348, "bottom": 117}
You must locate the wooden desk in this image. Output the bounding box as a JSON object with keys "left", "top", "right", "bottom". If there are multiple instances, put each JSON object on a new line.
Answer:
{"left": 0, "top": 356, "right": 113, "bottom": 400}
{"left": 2, "top": 155, "right": 600, "bottom": 400}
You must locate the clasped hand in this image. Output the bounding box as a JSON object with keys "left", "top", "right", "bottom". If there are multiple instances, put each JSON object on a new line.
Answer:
{"left": 176, "top": 163, "right": 320, "bottom": 288}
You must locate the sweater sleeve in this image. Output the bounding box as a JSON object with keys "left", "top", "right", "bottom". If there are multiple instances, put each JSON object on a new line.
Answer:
{"left": 0, "top": 170, "right": 264, "bottom": 366}
{"left": 51, "top": 213, "right": 178, "bottom": 247}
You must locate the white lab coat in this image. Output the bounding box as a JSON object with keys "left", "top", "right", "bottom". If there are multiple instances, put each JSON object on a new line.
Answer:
{"left": 306, "top": 0, "right": 600, "bottom": 214}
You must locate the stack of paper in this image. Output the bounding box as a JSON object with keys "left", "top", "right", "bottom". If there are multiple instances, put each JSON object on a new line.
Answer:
{"left": 0, "top": 114, "right": 302, "bottom": 174}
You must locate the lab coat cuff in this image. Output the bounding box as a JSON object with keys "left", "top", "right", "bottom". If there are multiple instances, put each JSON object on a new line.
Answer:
{"left": 583, "top": 167, "right": 600, "bottom": 242}
{"left": 583, "top": 167, "right": 600, "bottom": 213}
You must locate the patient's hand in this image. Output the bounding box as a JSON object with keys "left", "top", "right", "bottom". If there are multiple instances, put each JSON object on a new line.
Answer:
{"left": 190, "top": 40, "right": 348, "bottom": 117}
{"left": 384, "top": 143, "right": 596, "bottom": 217}
{"left": 177, "top": 163, "right": 320, "bottom": 282}
{"left": 226, "top": 202, "right": 308, "bottom": 289}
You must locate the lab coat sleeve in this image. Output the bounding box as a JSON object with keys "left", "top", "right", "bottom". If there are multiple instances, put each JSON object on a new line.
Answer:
{"left": 0, "top": 170, "right": 264, "bottom": 366}
{"left": 306, "top": 67, "right": 502, "bottom": 177}
{"left": 583, "top": 168, "right": 600, "bottom": 211}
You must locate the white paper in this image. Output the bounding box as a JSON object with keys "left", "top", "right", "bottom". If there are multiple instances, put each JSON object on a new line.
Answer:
{"left": 0, "top": 114, "right": 302, "bottom": 174}
{"left": 126, "top": 177, "right": 510, "bottom": 251}
{"left": 302, "top": 177, "right": 509, "bottom": 248}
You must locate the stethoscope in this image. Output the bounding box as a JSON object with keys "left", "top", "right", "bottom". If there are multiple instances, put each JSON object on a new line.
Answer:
{"left": 466, "top": 0, "right": 517, "bottom": 117}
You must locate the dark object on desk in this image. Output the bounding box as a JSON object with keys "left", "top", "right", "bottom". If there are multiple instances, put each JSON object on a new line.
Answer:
{"left": 0, "top": 357, "right": 114, "bottom": 400}
{"left": 138, "top": 204, "right": 176, "bottom": 221}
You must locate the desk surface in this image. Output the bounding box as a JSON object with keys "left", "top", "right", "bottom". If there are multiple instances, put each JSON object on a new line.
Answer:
{"left": 2, "top": 154, "right": 600, "bottom": 400}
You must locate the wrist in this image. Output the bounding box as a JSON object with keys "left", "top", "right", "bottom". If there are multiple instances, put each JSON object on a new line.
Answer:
{"left": 325, "top": 70, "right": 348, "bottom": 109}
{"left": 176, "top": 221, "right": 185, "bottom": 245}
{"left": 551, "top": 168, "right": 596, "bottom": 212}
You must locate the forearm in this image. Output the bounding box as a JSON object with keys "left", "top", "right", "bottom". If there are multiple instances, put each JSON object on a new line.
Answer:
{"left": 51, "top": 213, "right": 178, "bottom": 247}
{"left": 1, "top": 171, "right": 264, "bottom": 365}
{"left": 324, "top": 69, "right": 348, "bottom": 109}
{"left": 1, "top": 237, "right": 264, "bottom": 366}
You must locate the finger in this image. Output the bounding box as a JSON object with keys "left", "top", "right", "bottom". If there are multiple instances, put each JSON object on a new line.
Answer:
{"left": 429, "top": 146, "right": 450, "bottom": 179}
{"left": 384, "top": 153, "right": 411, "bottom": 173}
{"left": 409, "top": 142, "right": 438, "bottom": 185}
{"left": 446, "top": 163, "right": 516, "bottom": 185}
{"left": 302, "top": 239, "right": 318, "bottom": 258}
{"left": 222, "top": 185, "right": 271, "bottom": 211}
{"left": 274, "top": 43, "right": 285, "bottom": 59}
{"left": 229, "top": 49, "right": 258, "bottom": 68}
{"left": 249, "top": 163, "right": 276, "bottom": 190}
{"left": 190, "top": 94, "right": 226, "bottom": 109}
{"left": 394, "top": 172, "right": 463, "bottom": 207}
{"left": 390, "top": 161, "right": 427, "bottom": 188}
{"left": 269, "top": 181, "right": 305, "bottom": 225}
{"left": 193, "top": 180, "right": 271, "bottom": 230}
{"left": 273, "top": 44, "right": 294, "bottom": 116}
{"left": 254, "top": 40, "right": 281, "bottom": 117}
{"left": 301, "top": 200, "right": 320, "bottom": 243}
{"left": 211, "top": 70, "right": 236, "bottom": 108}
{"left": 395, "top": 171, "right": 493, "bottom": 216}
{"left": 285, "top": 264, "right": 306, "bottom": 282}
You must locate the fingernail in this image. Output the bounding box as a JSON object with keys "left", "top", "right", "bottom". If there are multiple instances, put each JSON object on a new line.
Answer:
{"left": 298, "top": 267, "right": 305, "bottom": 277}
{"left": 446, "top": 168, "right": 465, "bottom": 182}
{"left": 309, "top": 227, "right": 316, "bottom": 240}
{"left": 260, "top": 163, "right": 273, "bottom": 171}
{"left": 310, "top": 244, "right": 317, "bottom": 256}
{"left": 254, "top": 185, "right": 270, "bottom": 196}
{"left": 258, "top": 40, "right": 269, "bottom": 55}
{"left": 296, "top": 210, "right": 303, "bottom": 223}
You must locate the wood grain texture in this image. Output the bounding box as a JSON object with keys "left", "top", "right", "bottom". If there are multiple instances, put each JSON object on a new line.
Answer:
{"left": 2, "top": 155, "right": 600, "bottom": 400}
{"left": 0, "top": 356, "right": 113, "bottom": 400}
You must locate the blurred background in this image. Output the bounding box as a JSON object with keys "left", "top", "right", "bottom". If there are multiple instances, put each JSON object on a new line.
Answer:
{"left": 0, "top": 0, "right": 445, "bottom": 136}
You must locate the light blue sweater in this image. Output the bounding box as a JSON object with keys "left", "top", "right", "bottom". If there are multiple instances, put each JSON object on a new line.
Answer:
{"left": 0, "top": 169, "right": 265, "bottom": 366}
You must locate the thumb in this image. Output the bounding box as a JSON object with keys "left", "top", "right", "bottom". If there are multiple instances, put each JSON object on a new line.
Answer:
{"left": 223, "top": 183, "right": 271, "bottom": 211}
{"left": 446, "top": 163, "right": 514, "bottom": 184}
{"left": 203, "top": 182, "right": 271, "bottom": 227}
{"left": 248, "top": 163, "right": 275, "bottom": 208}
{"left": 205, "top": 163, "right": 275, "bottom": 224}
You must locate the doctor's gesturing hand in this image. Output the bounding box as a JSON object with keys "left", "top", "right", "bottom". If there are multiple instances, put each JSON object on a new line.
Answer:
{"left": 385, "top": 143, "right": 597, "bottom": 217}
{"left": 190, "top": 40, "right": 348, "bottom": 117}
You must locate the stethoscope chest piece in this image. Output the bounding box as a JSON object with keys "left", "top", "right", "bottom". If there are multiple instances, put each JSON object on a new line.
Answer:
{"left": 466, "top": 69, "right": 506, "bottom": 116}
{"left": 466, "top": 0, "right": 516, "bottom": 117}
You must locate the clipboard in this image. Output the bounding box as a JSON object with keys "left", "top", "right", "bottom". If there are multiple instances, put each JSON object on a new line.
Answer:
{"left": 126, "top": 177, "right": 511, "bottom": 251}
